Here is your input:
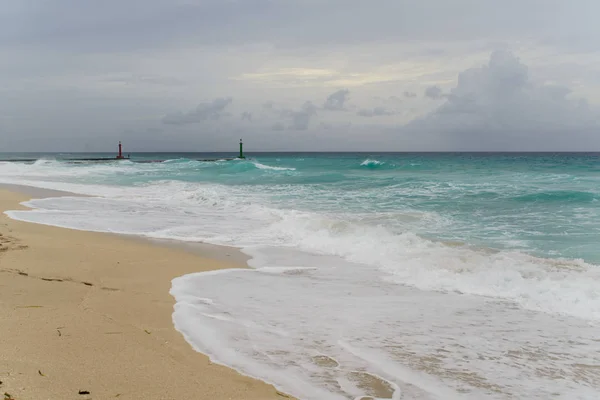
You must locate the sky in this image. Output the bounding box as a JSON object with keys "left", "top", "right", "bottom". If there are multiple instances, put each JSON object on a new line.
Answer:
{"left": 1, "top": 0, "right": 600, "bottom": 152}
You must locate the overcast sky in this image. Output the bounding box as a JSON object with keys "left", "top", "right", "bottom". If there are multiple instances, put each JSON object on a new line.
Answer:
{"left": 1, "top": 0, "right": 599, "bottom": 152}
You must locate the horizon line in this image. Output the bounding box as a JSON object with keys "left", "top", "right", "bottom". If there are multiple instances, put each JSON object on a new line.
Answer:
{"left": 3, "top": 151, "right": 600, "bottom": 154}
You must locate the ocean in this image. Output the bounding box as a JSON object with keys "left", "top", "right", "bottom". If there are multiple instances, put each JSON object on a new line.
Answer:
{"left": 1, "top": 152, "right": 599, "bottom": 399}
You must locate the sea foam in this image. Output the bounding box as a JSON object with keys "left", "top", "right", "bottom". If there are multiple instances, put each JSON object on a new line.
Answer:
{"left": 5, "top": 179, "right": 600, "bottom": 321}
{"left": 2, "top": 156, "right": 600, "bottom": 399}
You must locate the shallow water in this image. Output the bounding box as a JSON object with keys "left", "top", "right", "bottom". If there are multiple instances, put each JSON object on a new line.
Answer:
{"left": 2, "top": 152, "right": 600, "bottom": 398}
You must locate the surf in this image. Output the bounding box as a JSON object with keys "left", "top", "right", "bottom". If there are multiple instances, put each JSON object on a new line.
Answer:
{"left": 2, "top": 152, "right": 600, "bottom": 399}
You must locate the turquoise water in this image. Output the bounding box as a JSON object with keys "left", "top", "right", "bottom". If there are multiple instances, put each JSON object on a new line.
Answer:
{"left": 2, "top": 152, "right": 600, "bottom": 399}
{"left": 4, "top": 152, "right": 599, "bottom": 261}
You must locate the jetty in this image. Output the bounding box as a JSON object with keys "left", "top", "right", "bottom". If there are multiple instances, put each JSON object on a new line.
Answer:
{"left": 0, "top": 140, "right": 246, "bottom": 163}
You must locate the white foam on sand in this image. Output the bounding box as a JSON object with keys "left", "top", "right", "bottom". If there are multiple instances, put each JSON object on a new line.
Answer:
{"left": 7, "top": 185, "right": 600, "bottom": 322}
{"left": 170, "top": 245, "right": 600, "bottom": 399}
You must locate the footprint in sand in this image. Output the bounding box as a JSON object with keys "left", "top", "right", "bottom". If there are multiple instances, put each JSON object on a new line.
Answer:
{"left": 0, "top": 233, "right": 28, "bottom": 252}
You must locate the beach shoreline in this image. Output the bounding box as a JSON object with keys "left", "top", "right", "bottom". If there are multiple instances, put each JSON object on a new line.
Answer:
{"left": 0, "top": 186, "right": 287, "bottom": 400}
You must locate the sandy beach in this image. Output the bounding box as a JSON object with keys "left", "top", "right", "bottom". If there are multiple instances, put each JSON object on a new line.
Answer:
{"left": 0, "top": 187, "right": 286, "bottom": 400}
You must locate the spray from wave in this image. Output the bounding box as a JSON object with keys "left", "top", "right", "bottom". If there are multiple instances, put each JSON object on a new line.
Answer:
{"left": 360, "top": 159, "right": 387, "bottom": 169}
{"left": 32, "top": 158, "right": 59, "bottom": 166}
{"left": 252, "top": 161, "right": 296, "bottom": 171}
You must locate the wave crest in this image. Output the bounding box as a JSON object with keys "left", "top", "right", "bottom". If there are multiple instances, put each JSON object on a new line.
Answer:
{"left": 513, "top": 190, "right": 597, "bottom": 203}
{"left": 252, "top": 161, "right": 296, "bottom": 171}
{"left": 360, "top": 159, "right": 385, "bottom": 168}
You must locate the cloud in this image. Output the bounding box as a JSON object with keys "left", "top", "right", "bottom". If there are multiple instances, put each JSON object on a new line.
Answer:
{"left": 271, "top": 122, "right": 285, "bottom": 131}
{"left": 241, "top": 111, "right": 252, "bottom": 121}
{"left": 8, "top": 0, "right": 600, "bottom": 54}
{"left": 424, "top": 85, "right": 443, "bottom": 99}
{"left": 405, "top": 50, "right": 600, "bottom": 150}
{"left": 162, "top": 97, "right": 233, "bottom": 125}
{"left": 290, "top": 101, "right": 318, "bottom": 130}
{"left": 302, "top": 100, "right": 318, "bottom": 114}
{"left": 275, "top": 101, "right": 318, "bottom": 131}
{"left": 357, "top": 106, "right": 396, "bottom": 117}
{"left": 105, "top": 74, "right": 186, "bottom": 87}
{"left": 323, "top": 89, "right": 350, "bottom": 111}
{"left": 261, "top": 100, "right": 319, "bottom": 131}
{"left": 2, "top": 1, "right": 600, "bottom": 152}
{"left": 374, "top": 95, "right": 403, "bottom": 104}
